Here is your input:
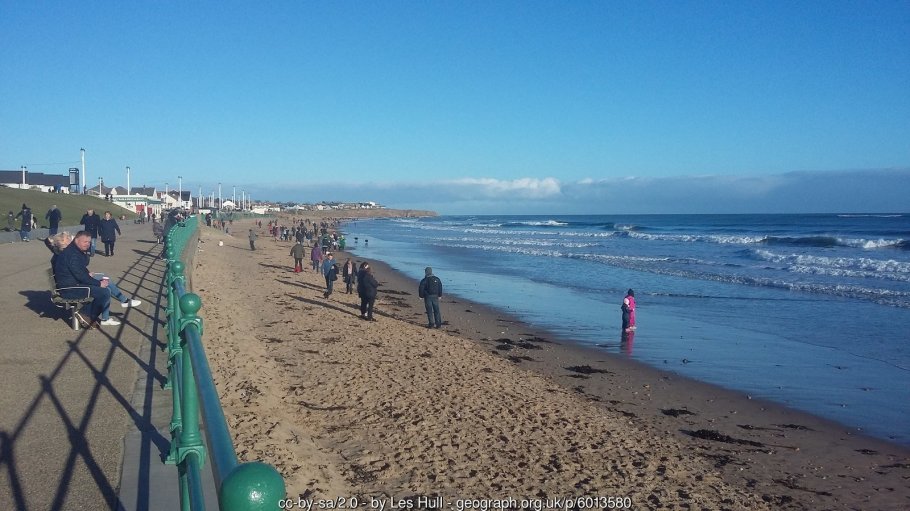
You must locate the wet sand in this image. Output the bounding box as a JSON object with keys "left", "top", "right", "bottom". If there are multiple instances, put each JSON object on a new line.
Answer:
{"left": 192, "top": 218, "right": 910, "bottom": 510}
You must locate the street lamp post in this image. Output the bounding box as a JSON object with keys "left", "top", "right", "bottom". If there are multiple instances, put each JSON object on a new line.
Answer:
{"left": 81, "top": 148, "right": 86, "bottom": 194}
{"left": 178, "top": 176, "right": 183, "bottom": 209}
{"left": 218, "top": 182, "right": 222, "bottom": 210}
{"left": 126, "top": 166, "right": 131, "bottom": 195}
{"left": 20, "top": 166, "right": 26, "bottom": 188}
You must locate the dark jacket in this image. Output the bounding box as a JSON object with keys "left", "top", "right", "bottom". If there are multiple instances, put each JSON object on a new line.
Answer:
{"left": 359, "top": 270, "right": 380, "bottom": 299}
{"left": 99, "top": 218, "right": 121, "bottom": 242}
{"left": 45, "top": 208, "right": 62, "bottom": 227}
{"left": 419, "top": 275, "right": 443, "bottom": 299}
{"left": 80, "top": 212, "right": 102, "bottom": 237}
{"left": 16, "top": 207, "right": 32, "bottom": 231}
{"left": 342, "top": 263, "right": 356, "bottom": 284}
{"left": 54, "top": 242, "right": 99, "bottom": 289}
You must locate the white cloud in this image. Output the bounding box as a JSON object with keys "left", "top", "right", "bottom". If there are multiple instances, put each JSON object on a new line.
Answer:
{"left": 444, "top": 177, "right": 562, "bottom": 199}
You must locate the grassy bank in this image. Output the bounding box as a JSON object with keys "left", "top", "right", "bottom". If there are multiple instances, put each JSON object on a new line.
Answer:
{"left": 1, "top": 187, "right": 138, "bottom": 228}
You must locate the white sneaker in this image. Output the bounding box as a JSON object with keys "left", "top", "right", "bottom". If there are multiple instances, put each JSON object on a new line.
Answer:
{"left": 121, "top": 299, "right": 142, "bottom": 308}
{"left": 100, "top": 318, "right": 122, "bottom": 326}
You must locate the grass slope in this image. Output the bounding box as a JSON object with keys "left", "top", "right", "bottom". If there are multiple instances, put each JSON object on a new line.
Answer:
{"left": 1, "top": 187, "right": 138, "bottom": 229}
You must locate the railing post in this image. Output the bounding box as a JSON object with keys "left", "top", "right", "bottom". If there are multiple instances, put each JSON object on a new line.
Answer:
{"left": 175, "top": 293, "right": 206, "bottom": 467}
{"left": 165, "top": 259, "right": 185, "bottom": 463}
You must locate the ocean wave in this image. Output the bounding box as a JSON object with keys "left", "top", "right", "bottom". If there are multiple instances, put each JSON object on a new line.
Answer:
{"left": 753, "top": 250, "right": 910, "bottom": 276}
{"left": 434, "top": 237, "right": 600, "bottom": 249}
{"left": 838, "top": 214, "right": 904, "bottom": 218}
{"left": 620, "top": 231, "right": 907, "bottom": 249}
{"left": 763, "top": 236, "right": 907, "bottom": 249}
{"left": 501, "top": 219, "right": 570, "bottom": 227}
{"left": 626, "top": 232, "right": 767, "bottom": 244}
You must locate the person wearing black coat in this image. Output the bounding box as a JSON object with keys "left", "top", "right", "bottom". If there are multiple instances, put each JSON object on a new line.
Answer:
{"left": 99, "top": 211, "right": 121, "bottom": 256}
{"left": 80, "top": 208, "right": 102, "bottom": 257}
{"left": 357, "top": 262, "right": 380, "bottom": 321}
{"left": 15, "top": 203, "right": 32, "bottom": 241}
{"left": 53, "top": 231, "right": 113, "bottom": 326}
{"left": 45, "top": 205, "right": 62, "bottom": 236}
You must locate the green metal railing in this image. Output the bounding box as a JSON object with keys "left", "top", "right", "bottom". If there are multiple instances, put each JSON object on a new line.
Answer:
{"left": 164, "top": 215, "right": 285, "bottom": 510}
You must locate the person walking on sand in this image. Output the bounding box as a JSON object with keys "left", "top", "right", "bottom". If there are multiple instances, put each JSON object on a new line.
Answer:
{"left": 248, "top": 229, "right": 257, "bottom": 250}
{"left": 622, "top": 288, "right": 636, "bottom": 332}
{"left": 418, "top": 266, "right": 444, "bottom": 329}
{"left": 357, "top": 262, "right": 380, "bottom": 321}
{"left": 342, "top": 258, "right": 356, "bottom": 294}
{"left": 80, "top": 208, "right": 102, "bottom": 256}
{"left": 321, "top": 252, "right": 335, "bottom": 278}
{"left": 323, "top": 263, "right": 339, "bottom": 299}
{"left": 99, "top": 211, "right": 121, "bottom": 256}
{"left": 15, "top": 203, "right": 33, "bottom": 241}
{"left": 290, "top": 240, "right": 305, "bottom": 273}
{"left": 45, "top": 205, "right": 62, "bottom": 236}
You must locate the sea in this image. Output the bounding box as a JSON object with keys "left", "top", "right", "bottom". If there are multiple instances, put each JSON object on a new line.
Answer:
{"left": 343, "top": 214, "right": 910, "bottom": 445}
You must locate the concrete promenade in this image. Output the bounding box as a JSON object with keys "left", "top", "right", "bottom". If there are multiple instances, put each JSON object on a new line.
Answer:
{"left": 0, "top": 221, "right": 217, "bottom": 510}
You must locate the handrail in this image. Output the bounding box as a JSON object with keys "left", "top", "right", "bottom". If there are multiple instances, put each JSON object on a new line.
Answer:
{"left": 164, "top": 214, "right": 285, "bottom": 510}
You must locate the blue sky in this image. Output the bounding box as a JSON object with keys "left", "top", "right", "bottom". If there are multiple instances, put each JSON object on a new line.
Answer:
{"left": 1, "top": 1, "right": 908, "bottom": 214}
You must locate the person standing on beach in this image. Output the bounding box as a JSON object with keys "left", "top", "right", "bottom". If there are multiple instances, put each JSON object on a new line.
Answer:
{"left": 45, "top": 205, "right": 62, "bottom": 236}
{"left": 357, "top": 262, "right": 380, "bottom": 321}
{"left": 15, "top": 203, "right": 33, "bottom": 242}
{"left": 80, "top": 208, "right": 101, "bottom": 256}
{"left": 310, "top": 243, "right": 323, "bottom": 272}
{"left": 418, "top": 266, "right": 443, "bottom": 329}
{"left": 622, "top": 289, "right": 636, "bottom": 332}
{"left": 99, "top": 211, "right": 121, "bottom": 256}
{"left": 248, "top": 229, "right": 257, "bottom": 250}
{"left": 342, "top": 258, "right": 356, "bottom": 294}
{"left": 290, "top": 240, "right": 305, "bottom": 272}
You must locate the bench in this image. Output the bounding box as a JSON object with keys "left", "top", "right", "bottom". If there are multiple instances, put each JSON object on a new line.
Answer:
{"left": 48, "top": 268, "right": 94, "bottom": 331}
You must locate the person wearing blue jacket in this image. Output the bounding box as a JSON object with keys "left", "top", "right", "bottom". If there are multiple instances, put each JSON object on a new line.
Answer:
{"left": 99, "top": 211, "right": 121, "bottom": 257}
{"left": 80, "top": 208, "right": 102, "bottom": 257}
{"left": 53, "top": 231, "right": 119, "bottom": 327}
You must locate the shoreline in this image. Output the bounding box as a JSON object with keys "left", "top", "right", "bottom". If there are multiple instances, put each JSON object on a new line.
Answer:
{"left": 194, "top": 218, "right": 910, "bottom": 508}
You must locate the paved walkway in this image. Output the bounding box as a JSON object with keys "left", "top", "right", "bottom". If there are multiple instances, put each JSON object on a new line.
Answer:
{"left": 0, "top": 221, "right": 216, "bottom": 510}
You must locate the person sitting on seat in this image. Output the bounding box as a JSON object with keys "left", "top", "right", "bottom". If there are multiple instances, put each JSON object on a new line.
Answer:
{"left": 48, "top": 232, "right": 141, "bottom": 328}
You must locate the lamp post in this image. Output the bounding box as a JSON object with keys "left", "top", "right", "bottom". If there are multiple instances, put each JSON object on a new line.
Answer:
{"left": 218, "top": 182, "right": 222, "bottom": 210}
{"left": 20, "top": 165, "right": 26, "bottom": 189}
{"left": 232, "top": 185, "right": 236, "bottom": 207}
{"left": 178, "top": 176, "right": 183, "bottom": 209}
{"left": 81, "top": 148, "right": 86, "bottom": 194}
{"left": 126, "top": 166, "right": 131, "bottom": 195}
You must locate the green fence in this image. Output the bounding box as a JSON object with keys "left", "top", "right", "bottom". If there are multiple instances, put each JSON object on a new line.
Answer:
{"left": 164, "top": 215, "right": 285, "bottom": 510}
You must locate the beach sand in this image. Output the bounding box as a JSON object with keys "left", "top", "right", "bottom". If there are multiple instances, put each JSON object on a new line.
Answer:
{"left": 192, "top": 219, "right": 909, "bottom": 510}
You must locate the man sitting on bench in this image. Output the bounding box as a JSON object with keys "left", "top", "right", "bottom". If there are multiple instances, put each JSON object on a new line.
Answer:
{"left": 52, "top": 231, "right": 130, "bottom": 328}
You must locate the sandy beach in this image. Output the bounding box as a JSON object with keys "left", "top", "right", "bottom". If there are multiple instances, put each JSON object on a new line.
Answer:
{"left": 191, "top": 217, "right": 909, "bottom": 510}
